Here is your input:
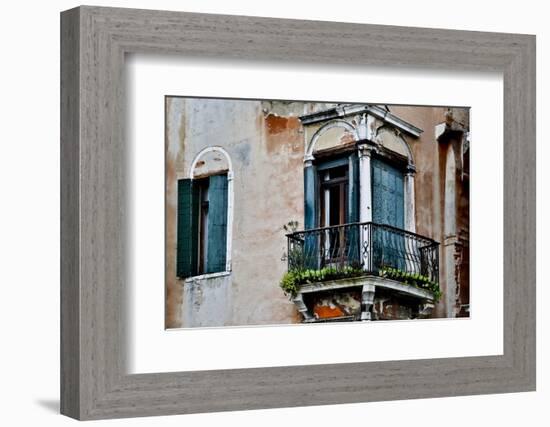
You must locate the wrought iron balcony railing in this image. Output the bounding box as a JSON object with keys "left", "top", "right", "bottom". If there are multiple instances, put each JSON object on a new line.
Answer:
{"left": 286, "top": 222, "right": 439, "bottom": 284}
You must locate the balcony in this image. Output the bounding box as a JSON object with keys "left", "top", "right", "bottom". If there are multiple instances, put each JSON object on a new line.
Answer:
{"left": 283, "top": 222, "right": 440, "bottom": 322}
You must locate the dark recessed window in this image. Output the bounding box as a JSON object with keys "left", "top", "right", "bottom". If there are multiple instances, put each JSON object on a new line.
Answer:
{"left": 176, "top": 173, "right": 228, "bottom": 278}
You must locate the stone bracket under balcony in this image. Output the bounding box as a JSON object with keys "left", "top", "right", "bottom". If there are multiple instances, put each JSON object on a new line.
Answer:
{"left": 292, "top": 275, "right": 435, "bottom": 323}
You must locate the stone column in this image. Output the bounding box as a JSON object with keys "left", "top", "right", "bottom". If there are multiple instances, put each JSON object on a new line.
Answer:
{"left": 358, "top": 144, "right": 373, "bottom": 223}
{"left": 358, "top": 144, "right": 374, "bottom": 271}
{"left": 404, "top": 165, "right": 416, "bottom": 233}
{"left": 361, "top": 283, "right": 376, "bottom": 321}
{"left": 443, "top": 236, "right": 458, "bottom": 317}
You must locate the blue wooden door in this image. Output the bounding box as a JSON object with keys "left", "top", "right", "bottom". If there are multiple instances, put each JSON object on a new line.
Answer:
{"left": 371, "top": 158, "right": 405, "bottom": 271}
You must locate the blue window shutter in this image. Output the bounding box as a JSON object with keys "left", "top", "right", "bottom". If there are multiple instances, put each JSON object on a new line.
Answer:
{"left": 303, "top": 164, "right": 317, "bottom": 230}
{"left": 206, "top": 174, "right": 228, "bottom": 274}
{"left": 371, "top": 158, "right": 405, "bottom": 271}
{"left": 371, "top": 158, "right": 404, "bottom": 228}
{"left": 177, "top": 179, "right": 199, "bottom": 278}
{"left": 303, "top": 164, "right": 319, "bottom": 269}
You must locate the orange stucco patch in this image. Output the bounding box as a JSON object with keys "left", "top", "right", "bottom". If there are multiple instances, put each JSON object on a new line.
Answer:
{"left": 265, "top": 114, "right": 290, "bottom": 134}
{"left": 313, "top": 304, "right": 345, "bottom": 319}
{"left": 264, "top": 114, "right": 303, "bottom": 156}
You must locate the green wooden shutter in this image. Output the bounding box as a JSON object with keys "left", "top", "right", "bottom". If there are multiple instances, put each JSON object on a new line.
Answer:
{"left": 205, "top": 174, "right": 228, "bottom": 274}
{"left": 177, "top": 179, "right": 199, "bottom": 278}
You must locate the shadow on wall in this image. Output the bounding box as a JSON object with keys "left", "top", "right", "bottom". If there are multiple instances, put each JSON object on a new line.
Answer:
{"left": 35, "top": 399, "right": 59, "bottom": 414}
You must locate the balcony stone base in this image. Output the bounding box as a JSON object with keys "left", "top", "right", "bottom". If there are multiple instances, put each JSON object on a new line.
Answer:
{"left": 292, "top": 275, "right": 435, "bottom": 323}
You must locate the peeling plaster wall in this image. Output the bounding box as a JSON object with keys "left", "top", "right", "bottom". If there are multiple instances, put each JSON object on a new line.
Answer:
{"left": 166, "top": 98, "right": 304, "bottom": 328}
{"left": 166, "top": 99, "right": 470, "bottom": 328}
{"left": 182, "top": 274, "right": 232, "bottom": 328}
{"left": 387, "top": 105, "right": 470, "bottom": 318}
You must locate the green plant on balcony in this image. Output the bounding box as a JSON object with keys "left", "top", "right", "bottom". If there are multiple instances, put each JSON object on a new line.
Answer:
{"left": 280, "top": 266, "right": 365, "bottom": 297}
{"left": 378, "top": 266, "right": 442, "bottom": 301}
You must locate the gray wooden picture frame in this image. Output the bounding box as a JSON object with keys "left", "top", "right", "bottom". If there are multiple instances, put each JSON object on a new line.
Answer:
{"left": 60, "top": 5, "right": 536, "bottom": 420}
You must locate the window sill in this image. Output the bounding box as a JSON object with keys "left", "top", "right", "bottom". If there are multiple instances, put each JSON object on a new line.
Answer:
{"left": 183, "top": 270, "right": 232, "bottom": 284}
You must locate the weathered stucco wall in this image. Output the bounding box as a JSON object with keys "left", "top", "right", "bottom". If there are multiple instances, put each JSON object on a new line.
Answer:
{"left": 165, "top": 99, "right": 470, "bottom": 328}
{"left": 389, "top": 105, "right": 470, "bottom": 318}
{"left": 166, "top": 98, "right": 305, "bottom": 328}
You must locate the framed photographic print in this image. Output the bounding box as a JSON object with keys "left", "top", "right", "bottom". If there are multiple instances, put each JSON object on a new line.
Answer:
{"left": 61, "top": 6, "right": 536, "bottom": 420}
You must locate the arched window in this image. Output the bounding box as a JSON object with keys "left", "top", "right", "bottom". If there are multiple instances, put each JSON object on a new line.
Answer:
{"left": 303, "top": 119, "right": 416, "bottom": 234}
{"left": 176, "top": 147, "right": 233, "bottom": 278}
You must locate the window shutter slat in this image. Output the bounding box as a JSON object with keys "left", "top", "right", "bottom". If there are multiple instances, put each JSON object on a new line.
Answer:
{"left": 176, "top": 179, "right": 199, "bottom": 278}
{"left": 205, "top": 174, "right": 228, "bottom": 274}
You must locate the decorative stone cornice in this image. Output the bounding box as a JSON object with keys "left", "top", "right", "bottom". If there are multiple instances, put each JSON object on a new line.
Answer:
{"left": 357, "top": 141, "right": 378, "bottom": 158}
{"left": 299, "top": 104, "right": 423, "bottom": 138}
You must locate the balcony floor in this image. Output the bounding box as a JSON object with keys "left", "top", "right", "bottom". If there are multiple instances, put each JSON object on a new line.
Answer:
{"left": 297, "top": 275, "right": 434, "bottom": 301}
{"left": 292, "top": 275, "right": 435, "bottom": 323}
